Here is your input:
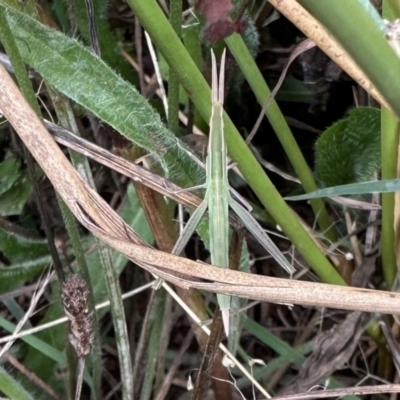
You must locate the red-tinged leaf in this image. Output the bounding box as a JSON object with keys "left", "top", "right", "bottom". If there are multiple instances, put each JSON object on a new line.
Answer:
{"left": 195, "top": 0, "right": 246, "bottom": 42}
{"left": 196, "top": 0, "right": 233, "bottom": 24}
{"left": 201, "top": 20, "right": 247, "bottom": 43}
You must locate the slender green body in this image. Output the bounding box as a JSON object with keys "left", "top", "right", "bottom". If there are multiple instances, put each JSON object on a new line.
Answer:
{"left": 172, "top": 49, "right": 295, "bottom": 336}
{"left": 206, "top": 55, "right": 231, "bottom": 323}
{"left": 207, "top": 102, "right": 229, "bottom": 269}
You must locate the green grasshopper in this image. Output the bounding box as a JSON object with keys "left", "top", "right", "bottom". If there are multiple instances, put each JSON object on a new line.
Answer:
{"left": 172, "top": 49, "right": 295, "bottom": 336}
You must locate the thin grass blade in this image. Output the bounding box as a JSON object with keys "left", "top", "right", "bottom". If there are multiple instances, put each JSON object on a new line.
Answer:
{"left": 230, "top": 199, "right": 295, "bottom": 275}
{"left": 172, "top": 201, "right": 208, "bottom": 256}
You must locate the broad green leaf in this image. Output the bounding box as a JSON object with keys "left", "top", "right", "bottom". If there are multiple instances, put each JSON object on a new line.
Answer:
{"left": 1, "top": 3, "right": 255, "bottom": 298}
{"left": 315, "top": 107, "right": 380, "bottom": 188}
{"left": 0, "top": 173, "right": 33, "bottom": 216}
{"left": 0, "top": 155, "right": 20, "bottom": 195}
{"left": 0, "top": 257, "right": 51, "bottom": 293}
{"left": 0, "top": 221, "right": 49, "bottom": 264}
{"left": 1, "top": 3, "right": 203, "bottom": 189}
{"left": 0, "top": 221, "right": 50, "bottom": 292}
{"left": 0, "top": 154, "right": 33, "bottom": 216}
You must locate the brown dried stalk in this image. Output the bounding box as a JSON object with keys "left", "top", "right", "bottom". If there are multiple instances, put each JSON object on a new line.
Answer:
{"left": 62, "top": 275, "right": 94, "bottom": 358}
{"left": 62, "top": 275, "right": 94, "bottom": 400}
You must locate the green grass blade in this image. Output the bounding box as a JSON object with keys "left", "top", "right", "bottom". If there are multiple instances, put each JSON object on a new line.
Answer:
{"left": 286, "top": 178, "right": 400, "bottom": 200}
{"left": 230, "top": 199, "right": 294, "bottom": 275}
{"left": 381, "top": 2, "right": 399, "bottom": 289}
{"left": 172, "top": 201, "right": 207, "bottom": 256}
{"left": 0, "top": 366, "right": 34, "bottom": 400}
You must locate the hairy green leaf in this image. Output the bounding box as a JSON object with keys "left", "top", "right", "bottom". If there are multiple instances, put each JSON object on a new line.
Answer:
{"left": 0, "top": 221, "right": 50, "bottom": 292}
{"left": 315, "top": 107, "right": 380, "bottom": 187}
{"left": 0, "top": 155, "right": 20, "bottom": 195}
{"left": 0, "top": 155, "right": 33, "bottom": 216}
{"left": 0, "top": 220, "right": 49, "bottom": 264}
{"left": 2, "top": 3, "right": 203, "bottom": 188}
